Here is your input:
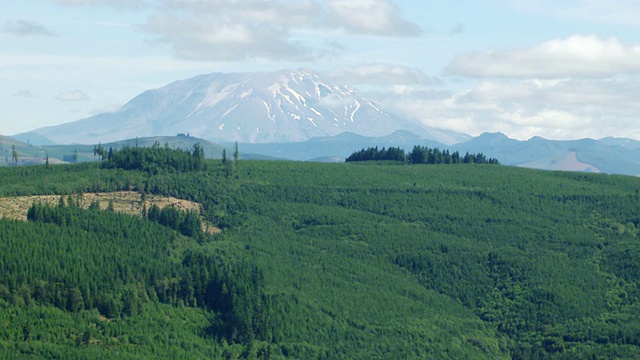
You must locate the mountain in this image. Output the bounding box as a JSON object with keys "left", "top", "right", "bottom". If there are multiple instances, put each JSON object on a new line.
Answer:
{"left": 238, "top": 130, "right": 447, "bottom": 162}
{"left": 235, "top": 130, "right": 640, "bottom": 176}
{"left": 453, "top": 132, "right": 640, "bottom": 176}
{"left": 16, "top": 69, "right": 468, "bottom": 146}
{"left": 11, "top": 127, "right": 640, "bottom": 176}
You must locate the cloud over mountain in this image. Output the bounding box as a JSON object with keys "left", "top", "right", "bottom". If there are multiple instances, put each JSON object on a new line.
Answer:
{"left": 331, "top": 64, "right": 437, "bottom": 88}
{"left": 446, "top": 35, "right": 640, "bottom": 78}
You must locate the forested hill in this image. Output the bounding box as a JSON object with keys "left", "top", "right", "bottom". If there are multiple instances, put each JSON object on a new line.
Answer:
{"left": 1, "top": 156, "right": 640, "bottom": 358}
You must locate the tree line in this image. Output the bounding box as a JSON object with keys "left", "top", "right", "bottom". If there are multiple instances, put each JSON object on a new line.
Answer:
{"left": 345, "top": 145, "right": 499, "bottom": 165}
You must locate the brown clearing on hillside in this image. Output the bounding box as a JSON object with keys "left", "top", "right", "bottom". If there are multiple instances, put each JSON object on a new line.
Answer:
{"left": 0, "top": 191, "right": 220, "bottom": 234}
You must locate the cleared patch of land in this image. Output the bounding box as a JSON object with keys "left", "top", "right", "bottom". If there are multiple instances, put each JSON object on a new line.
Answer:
{"left": 520, "top": 151, "right": 601, "bottom": 173}
{"left": 0, "top": 191, "right": 220, "bottom": 234}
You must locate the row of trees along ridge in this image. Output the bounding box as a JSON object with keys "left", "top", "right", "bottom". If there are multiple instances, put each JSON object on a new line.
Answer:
{"left": 346, "top": 145, "right": 499, "bottom": 164}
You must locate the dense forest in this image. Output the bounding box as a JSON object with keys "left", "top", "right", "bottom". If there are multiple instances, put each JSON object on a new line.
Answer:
{"left": 1, "top": 146, "right": 640, "bottom": 358}
{"left": 345, "top": 145, "right": 499, "bottom": 164}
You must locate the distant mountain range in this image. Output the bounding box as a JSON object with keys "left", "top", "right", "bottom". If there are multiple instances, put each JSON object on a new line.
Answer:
{"left": 4, "top": 131, "right": 640, "bottom": 176}
{"left": 7, "top": 68, "right": 640, "bottom": 176}
{"left": 452, "top": 132, "right": 640, "bottom": 175}
{"left": 15, "top": 69, "right": 467, "bottom": 146}
{"left": 238, "top": 131, "right": 640, "bottom": 176}
{"left": 237, "top": 130, "right": 446, "bottom": 162}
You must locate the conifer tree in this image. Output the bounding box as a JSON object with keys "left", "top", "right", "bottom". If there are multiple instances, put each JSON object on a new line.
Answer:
{"left": 233, "top": 141, "right": 239, "bottom": 162}
{"left": 11, "top": 145, "right": 18, "bottom": 165}
{"left": 67, "top": 288, "right": 84, "bottom": 312}
{"left": 233, "top": 141, "right": 239, "bottom": 179}
{"left": 93, "top": 143, "right": 106, "bottom": 162}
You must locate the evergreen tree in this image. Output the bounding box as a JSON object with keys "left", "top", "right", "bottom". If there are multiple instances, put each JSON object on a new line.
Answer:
{"left": 233, "top": 141, "right": 239, "bottom": 163}
{"left": 93, "top": 143, "right": 106, "bottom": 162}
{"left": 409, "top": 145, "right": 426, "bottom": 164}
{"left": 11, "top": 145, "right": 18, "bottom": 165}
{"left": 66, "top": 287, "right": 84, "bottom": 312}
{"left": 233, "top": 141, "right": 240, "bottom": 179}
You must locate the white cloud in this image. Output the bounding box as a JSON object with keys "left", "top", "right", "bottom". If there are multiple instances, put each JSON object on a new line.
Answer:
{"left": 146, "top": 1, "right": 324, "bottom": 61}
{"left": 145, "top": 0, "right": 421, "bottom": 62}
{"left": 53, "top": 0, "right": 150, "bottom": 9}
{"left": 369, "top": 77, "right": 640, "bottom": 141}
{"left": 49, "top": 0, "right": 420, "bottom": 62}
{"left": 326, "top": 0, "right": 422, "bottom": 37}
{"left": 56, "top": 90, "right": 90, "bottom": 101}
{"left": 13, "top": 90, "right": 34, "bottom": 98}
{"left": 330, "top": 64, "right": 438, "bottom": 88}
{"left": 432, "top": 33, "right": 640, "bottom": 140}
{"left": 446, "top": 35, "right": 640, "bottom": 78}
{"left": 2, "top": 20, "right": 58, "bottom": 37}
{"left": 145, "top": 14, "right": 315, "bottom": 62}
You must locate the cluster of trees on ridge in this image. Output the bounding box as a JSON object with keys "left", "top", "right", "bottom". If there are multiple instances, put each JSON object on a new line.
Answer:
{"left": 94, "top": 142, "right": 206, "bottom": 174}
{"left": 346, "top": 145, "right": 499, "bottom": 164}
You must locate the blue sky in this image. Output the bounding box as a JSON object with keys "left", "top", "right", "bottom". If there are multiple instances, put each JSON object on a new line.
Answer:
{"left": 3, "top": 0, "right": 640, "bottom": 141}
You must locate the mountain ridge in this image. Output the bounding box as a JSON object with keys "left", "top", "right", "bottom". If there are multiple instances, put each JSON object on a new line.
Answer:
{"left": 453, "top": 132, "right": 640, "bottom": 175}
{"left": 15, "top": 69, "right": 467, "bottom": 146}
{"left": 6, "top": 131, "right": 640, "bottom": 176}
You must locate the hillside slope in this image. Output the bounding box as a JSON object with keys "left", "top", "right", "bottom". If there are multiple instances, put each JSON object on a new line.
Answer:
{"left": 0, "top": 135, "right": 52, "bottom": 166}
{"left": 1, "top": 160, "right": 640, "bottom": 358}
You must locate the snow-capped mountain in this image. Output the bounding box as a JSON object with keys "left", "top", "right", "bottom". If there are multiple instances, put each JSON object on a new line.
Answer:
{"left": 17, "top": 69, "right": 467, "bottom": 145}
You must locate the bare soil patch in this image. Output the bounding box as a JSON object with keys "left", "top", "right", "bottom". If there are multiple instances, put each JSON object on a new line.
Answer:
{"left": 0, "top": 191, "right": 220, "bottom": 234}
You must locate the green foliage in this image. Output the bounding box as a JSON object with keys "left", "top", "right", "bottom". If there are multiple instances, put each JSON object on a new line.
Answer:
{"left": 2, "top": 160, "right": 640, "bottom": 358}
{"left": 146, "top": 203, "right": 203, "bottom": 240}
{"left": 345, "top": 146, "right": 407, "bottom": 162}
{"left": 2, "top": 201, "right": 270, "bottom": 357}
{"left": 102, "top": 142, "right": 205, "bottom": 174}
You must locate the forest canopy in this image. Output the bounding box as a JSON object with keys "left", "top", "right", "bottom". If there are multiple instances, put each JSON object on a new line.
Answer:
{"left": 1, "top": 157, "right": 639, "bottom": 359}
